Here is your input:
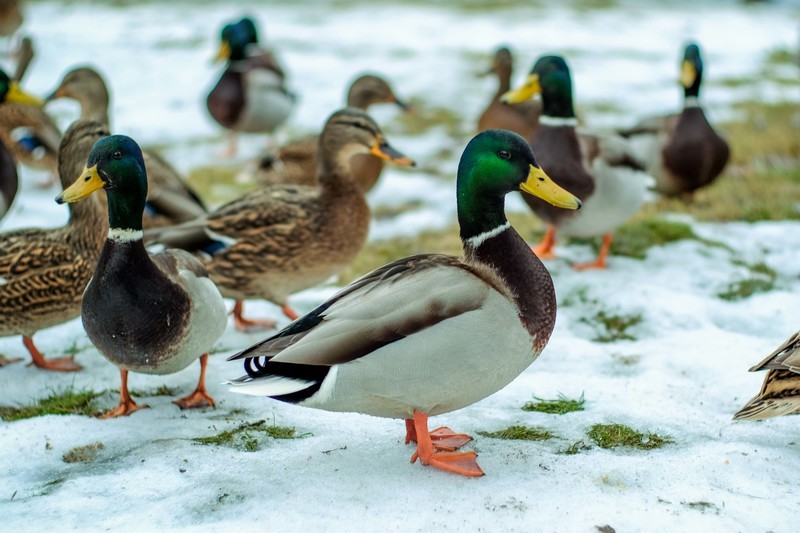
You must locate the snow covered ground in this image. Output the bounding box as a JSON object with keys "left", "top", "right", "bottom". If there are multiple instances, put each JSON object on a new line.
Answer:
{"left": 1, "top": 0, "right": 799, "bottom": 531}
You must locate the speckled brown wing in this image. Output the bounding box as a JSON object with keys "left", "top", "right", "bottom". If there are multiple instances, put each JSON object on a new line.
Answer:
{"left": 0, "top": 228, "right": 94, "bottom": 336}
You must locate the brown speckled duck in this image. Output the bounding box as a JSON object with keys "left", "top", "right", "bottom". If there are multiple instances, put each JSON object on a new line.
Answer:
{"left": 734, "top": 331, "right": 800, "bottom": 420}
{"left": 477, "top": 46, "right": 539, "bottom": 140}
{"left": 226, "top": 129, "right": 581, "bottom": 477}
{"left": 0, "top": 120, "right": 107, "bottom": 371}
{"left": 146, "top": 108, "right": 414, "bottom": 332}
{"left": 618, "top": 43, "right": 729, "bottom": 197}
{"left": 46, "top": 66, "right": 207, "bottom": 226}
{"left": 503, "top": 55, "right": 653, "bottom": 270}
{"left": 206, "top": 16, "right": 295, "bottom": 157}
{"left": 252, "top": 74, "right": 410, "bottom": 191}
{"left": 55, "top": 135, "right": 227, "bottom": 418}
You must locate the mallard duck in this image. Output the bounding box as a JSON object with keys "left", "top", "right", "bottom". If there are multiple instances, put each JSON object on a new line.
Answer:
{"left": 477, "top": 46, "right": 539, "bottom": 140}
{"left": 618, "top": 43, "right": 729, "bottom": 197}
{"left": 146, "top": 108, "right": 414, "bottom": 332}
{"left": 502, "top": 55, "right": 653, "bottom": 270}
{"left": 0, "top": 68, "right": 33, "bottom": 222}
{"left": 0, "top": 68, "right": 60, "bottom": 177}
{"left": 55, "top": 135, "right": 227, "bottom": 418}
{"left": 252, "top": 73, "right": 410, "bottom": 191}
{"left": 733, "top": 331, "right": 800, "bottom": 420}
{"left": 226, "top": 129, "right": 581, "bottom": 477}
{"left": 0, "top": 120, "right": 108, "bottom": 371}
{"left": 46, "top": 66, "right": 207, "bottom": 226}
{"left": 207, "top": 16, "right": 295, "bottom": 157}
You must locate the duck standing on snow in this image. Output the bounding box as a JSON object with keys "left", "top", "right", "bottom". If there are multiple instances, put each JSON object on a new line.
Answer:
{"left": 56, "top": 135, "right": 227, "bottom": 418}
{"left": 502, "top": 55, "right": 653, "bottom": 270}
{"left": 734, "top": 332, "right": 800, "bottom": 420}
{"left": 618, "top": 43, "right": 729, "bottom": 197}
{"left": 227, "top": 129, "right": 581, "bottom": 477}
{"left": 253, "top": 73, "right": 411, "bottom": 191}
{"left": 146, "top": 108, "right": 415, "bottom": 332}
{"left": 206, "top": 16, "right": 295, "bottom": 157}
{"left": 0, "top": 120, "right": 108, "bottom": 370}
{"left": 477, "top": 46, "right": 539, "bottom": 140}
{"left": 46, "top": 66, "right": 207, "bottom": 226}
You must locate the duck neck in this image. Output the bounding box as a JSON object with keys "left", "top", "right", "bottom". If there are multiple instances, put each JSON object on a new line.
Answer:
{"left": 463, "top": 224, "right": 556, "bottom": 351}
{"left": 79, "top": 99, "right": 111, "bottom": 126}
{"left": 106, "top": 188, "right": 145, "bottom": 233}
{"left": 496, "top": 64, "right": 512, "bottom": 98}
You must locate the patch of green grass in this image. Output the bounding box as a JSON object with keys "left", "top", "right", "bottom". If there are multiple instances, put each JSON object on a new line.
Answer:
{"left": 609, "top": 218, "right": 699, "bottom": 259}
{"left": 477, "top": 425, "right": 555, "bottom": 441}
{"left": 62, "top": 442, "right": 105, "bottom": 464}
{"left": 128, "top": 385, "right": 176, "bottom": 398}
{"left": 682, "top": 501, "right": 719, "bottom": 514}
{"left": 192, "top": 420, "right": 302, "bottom": 452}
{"left": 717, "top": 260, "right": 777, "bottom": 301}
{"left": 559, "top": 440, "right": 592, "bottom": 455}
{"left": 185, "top": 165, "right": 255, "bottom": 207}
{"left": 723, "top": 101, "right": 800, "bottom": 166}
{"left": 765, "top": 47, "right": 798, "bottom": 67}
{"left": 0, "top": 388, "right": 102, "bottom": 421}
{"left": 522, "top": 393, "right": 586, "bottom": 415}
{"left": 587, "top": 423, "right": 673, "bottom": 450}
{"left": 581, "top": 309, "right": 643, "bottom": 343}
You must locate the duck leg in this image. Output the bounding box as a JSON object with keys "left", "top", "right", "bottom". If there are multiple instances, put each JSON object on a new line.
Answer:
{"left": 174, "top": 354, "right": 215, "bottom": 409}
{"left": 23, "top": 336, "right": 82, "bottom": 372}
{"left": 101, "top": 369, "right": 148, "bottom": 419}
{"left": 281, "top": 305, "right": 300, "bottom": 321}
{"left": 404, "top": 418, "right": 473, "bottom": 451}
{"left": 408, "top": 410, "right": 484, "bottom": 477}
{"left": 232, "top": 300, "right": 277, "bottom": 332}
{"left": 532, "top": 226, "right": 558, "bottom": 260}
{"left": 0, "top": 355, "right": 22, "bottom": 367}
{"left": 219, "top": 132, "right": 238, "bottom": 158}
{"left": 573, "top": 233, "right": 612, "bottom": 271}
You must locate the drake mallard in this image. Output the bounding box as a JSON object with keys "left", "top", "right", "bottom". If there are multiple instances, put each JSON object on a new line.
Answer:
{"left": 0, "top": 120, "right": 108, "bottom": 371}
{"left": 618, "top": 43, "right": 730, "bottom": 197}
{"left": 146, "top": 108, "right": 414, "bottom": 332}
{"left": 46, "top": 66, "right": 207, "bottom": 226}
{"left": 502, "top": 55, "right": 653, "bottom": 270}
{"left": 477, "top": 46, "right": 539, "bottom": 140}
{"left": 55, "top": 135, "right": 227, "bottom": 418}
{"left": 253, "top": 74, "right": 410, "bottom": 191}
{"left": 226, "top": 129, "right": 581, "bottom": 477}
{"left": 0, "top": 68, "right": 60, "bottom": 177}
{"left": 206, "top": 16, "right": 295, "bottom": 157}
{"left": 733, "top": 331, "right": 800, "bottom": 420}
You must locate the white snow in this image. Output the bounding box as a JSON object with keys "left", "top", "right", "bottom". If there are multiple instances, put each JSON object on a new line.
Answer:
{"left": 1, "top": 0, "right": 799, "bottom": 531}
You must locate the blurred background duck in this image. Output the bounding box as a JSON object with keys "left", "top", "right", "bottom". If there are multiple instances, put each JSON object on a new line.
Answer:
{"left": 0, "top": 120, "right": 107, "bottom": 371}
{"left": 503, "top": 54, "right": 653, "bottom": 270}
{"left": 46, "top": 65, "right": 207, "bottom": 226}
{"left": 618, "top": 42, "right": 730, "bottom": 198}
{"left": 55, "top": 135, "right": 227, "bottom": 418}
{"left": 0, "top": 0, "right": 22, "bottom": 42}
{"left": 734, "top": 331, "right": 800, "bottom": 421}
{"left": 227, "top": 129, "right": 581, "bottom": 477}
{"left": 206, "top": 16, "right": 295, "bottom": 157}
{"left": 0, "top": 66, "right": 31, "bottom": 223}
{"left": 0, "top": 66, "right": 60, "bottom": 179}
{"left": 251, "top": 73, "right": 411, "bottom": 191}
{"left": 146, "top": 108, "right": 414, "bottom": 332}
{"left": 477, "top": 46, "right": 539, "bottom": 140}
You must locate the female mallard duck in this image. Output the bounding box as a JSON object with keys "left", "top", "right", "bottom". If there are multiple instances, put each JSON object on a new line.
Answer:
{"left": 0, "top": 120, "right": 107, "bottom": 371}
{"left": 0, "top": 68, "right": 60, "bottom": 177}
{"left": 618, "top": 43, "right": 729, "bottom": 197}
{"left": 226, "top": 129, "right": 581, "bottom": 477}
{"left": 733, "top": 331, "right": 800, "bottom": 420}
{"left": 253, "top": 74, "right": 410, "bottom": 191}
{"left": 502, "top": 55, "right": 653, "bottom": 270}
{"left": 477, "top": 46, "right": 539, "bottom": 140}
{"left": 55, "top": 135, "right": 227, "bottom": 418}
{"left": 46, "top": 66, "right": 207, "bottom": 226}
{"left": 146, "top": 108, "right": 414, "bottom": 332}
{"left": 207, "top": 16, "right": 295, "bottom": 157}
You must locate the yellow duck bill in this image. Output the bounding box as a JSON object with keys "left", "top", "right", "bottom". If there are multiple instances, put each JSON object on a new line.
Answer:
{"left": 679, "top": 60, "right": 696, "bottom": 88}
{"left": 501, "top": 74, "right": 541, "bottom": 104}
{"left": 520, "top": 165, "right": 582, "bottom": 210}
{"left": 7, "top": 82, "right": 44, "bottom": 106}
{"left": 55, "top": 164, "right": 105, "bottom": 204}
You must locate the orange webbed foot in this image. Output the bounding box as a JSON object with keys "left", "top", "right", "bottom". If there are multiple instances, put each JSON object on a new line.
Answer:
{"left": 532, "top": 226, "right": 557, "bottom": 260}
{"left": 173, "top": 390, "right": 215, "bottom": 410}
{"left": 23, "top": 337, "right": 82, "bottom": 372}
{"left": 572, "top": 258, "right": 608, "bottom": 271}
{"left": 410, "top": 449, "right": 485, "bottom": 477}
{"left": 408, "top": 411, "right": 484, "bottom": 477}
{"left": 231, "top": 301, "right": 277, "bottom": 332}
{"left": 100, "top": 400, "right": 149, "bottom": 419}
{"left": 429, "top": 427, "right": 473, "bottom": 451}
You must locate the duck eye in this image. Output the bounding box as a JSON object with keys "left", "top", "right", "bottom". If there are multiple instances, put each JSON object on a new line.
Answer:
{"left": 112, "top": 151, "right": 122, "bottom": 160}
{"left": 498, "top": 150, "right": 511, "bottom": 160}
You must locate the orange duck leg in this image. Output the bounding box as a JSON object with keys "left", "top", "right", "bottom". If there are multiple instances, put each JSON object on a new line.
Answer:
{"left": 100, "top": 369, "right": 149, "bottom": 419}
{"left": 174, "top": 354, "right": 215, "bottom": 409}
{"left": 23, "top": 336, "right": 82, "bottom": 372}
{"left": 407, "top": 411, "right": 484, "bottom": 477}
{"left": 532, "top": 226, "right": 558, "bottom": 260}
{"left": 573, "top": 233, "right": 612, "bottom": 271}
{"left": 232, "top": 300, "right": 277, "bottom": 332}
